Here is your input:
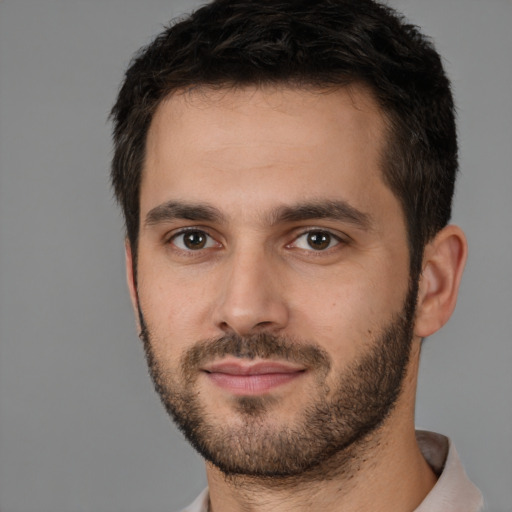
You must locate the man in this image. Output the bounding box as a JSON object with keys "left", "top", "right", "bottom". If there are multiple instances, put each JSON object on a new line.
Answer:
{"left": 110, "top": 0, "right": 483, "bottom": 510}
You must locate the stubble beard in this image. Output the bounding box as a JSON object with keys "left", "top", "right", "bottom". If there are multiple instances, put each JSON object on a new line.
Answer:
{"left": 138, "top": 281, "right": 417, "bottom": 482}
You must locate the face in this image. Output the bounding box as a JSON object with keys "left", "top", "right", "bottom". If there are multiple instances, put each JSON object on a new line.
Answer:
{"left": 132, "top": 86, "right": 416, "bottom": 478}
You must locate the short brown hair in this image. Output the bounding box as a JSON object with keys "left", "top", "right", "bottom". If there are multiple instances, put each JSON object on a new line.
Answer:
{"left": 111, "top": 0, "right": 457, "bottom": 276}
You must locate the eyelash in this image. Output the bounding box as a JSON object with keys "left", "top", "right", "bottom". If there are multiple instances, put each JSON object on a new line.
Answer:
{"left": 165, "top": 227, "right": 349, "bottom": 254}
{"left": 167, "top": 228, "right": 219, "bottom": 252}
{"left": 288, "top": 229, "right": 344, "bottom": 252}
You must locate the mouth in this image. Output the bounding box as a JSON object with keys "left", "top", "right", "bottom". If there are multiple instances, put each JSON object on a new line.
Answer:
{"left": 201, "top": 359, "right": 306, "bottom": 395}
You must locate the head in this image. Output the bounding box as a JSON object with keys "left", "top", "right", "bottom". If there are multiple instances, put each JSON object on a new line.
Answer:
{"left": 111, "top": 0, "right": 458, "bottom": 278}
{"left": 110, "top": 0, "right": 466, "bottom": 481}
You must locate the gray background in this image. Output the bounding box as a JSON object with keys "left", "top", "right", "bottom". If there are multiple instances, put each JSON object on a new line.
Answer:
{"left": 0, "top": 0, "right": 510, "bottom": 511}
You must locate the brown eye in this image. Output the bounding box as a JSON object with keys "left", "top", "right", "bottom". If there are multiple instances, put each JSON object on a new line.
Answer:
{"left": 184, "top": 231, "right": 207, "bottom": 249}
{"left": 290, "top": 230, "right": 341, "bottom": 251}
{"left": 307, "top": 231, "right": 333, "bottom": 250}
{"left": 172, "top": 230, "right": 217, "bottom": 251}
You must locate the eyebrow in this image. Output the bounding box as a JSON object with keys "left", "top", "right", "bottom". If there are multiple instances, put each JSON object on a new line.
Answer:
{"left": 270, "top": 200, "right": 372, "bottom": 230}
{"left": 145, "top": 201, "right": 225, "bottom": 227}
{"left": 144, "top": 199, "right": 372, "bottom": 230}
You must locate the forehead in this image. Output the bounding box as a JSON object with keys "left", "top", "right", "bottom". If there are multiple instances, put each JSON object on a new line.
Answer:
{"left": 141, "top": 85, "right": 395, "bottom": 223}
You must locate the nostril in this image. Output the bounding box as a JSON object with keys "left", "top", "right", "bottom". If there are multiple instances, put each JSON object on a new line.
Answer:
{"left": 217, "top": 318, "right": 285, "bottom": 337}
{"left": 219, "top": 321, "right": 231, "bottom": 331}
{"left": 254, "top": 321, "right": 273, "bottom": 329}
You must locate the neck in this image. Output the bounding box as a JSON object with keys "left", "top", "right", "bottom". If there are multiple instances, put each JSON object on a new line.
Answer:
{"left": 206, "top": 426, "right": 435, "bottom": 512}
{"left": 205, "top": 345, "right": 436, "bottom": 512}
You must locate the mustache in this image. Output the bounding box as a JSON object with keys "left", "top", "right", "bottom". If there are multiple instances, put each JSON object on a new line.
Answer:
{"left": 138, "top": 309, "right": 332, "bottom": 382}
{"left": 180, "top": 332, "right": 332, "bottom": 375}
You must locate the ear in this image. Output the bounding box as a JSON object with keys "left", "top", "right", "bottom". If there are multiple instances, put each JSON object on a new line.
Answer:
{"left": 414, "top": 225, "right": 468, "bottom": 338}
{"left": 125, "top": 239, "right": 142, "bottom": 332}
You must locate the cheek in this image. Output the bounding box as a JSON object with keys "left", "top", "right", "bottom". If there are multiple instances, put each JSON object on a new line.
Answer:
{"left": 290, "top": 264, "right": 408, "bottom": 362}
{"left": 293, "top": 282, "right": 372, "bottom": 363}
{"left": 136, "top": 267, "right": 214, "bottom": 363}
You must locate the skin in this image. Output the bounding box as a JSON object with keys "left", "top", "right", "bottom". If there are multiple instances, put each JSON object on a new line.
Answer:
{"left": 126, "top": 85, "right": 467, "bottom": 512}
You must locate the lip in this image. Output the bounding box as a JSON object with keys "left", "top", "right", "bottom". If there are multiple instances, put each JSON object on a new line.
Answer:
{"left": 202, "top": 359, "right": 306, "bottom": 395}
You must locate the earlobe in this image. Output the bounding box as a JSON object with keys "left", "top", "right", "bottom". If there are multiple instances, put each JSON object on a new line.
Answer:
{"left": 125, "top": 239, "right": 142, "bottom": 332}
{"left": 414, "top": 225, "right": 468, "bottom": 338}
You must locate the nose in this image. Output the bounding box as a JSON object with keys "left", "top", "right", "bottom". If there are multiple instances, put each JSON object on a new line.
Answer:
{"left": 212, "top": 248, "right": 289, "bottom": 336}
